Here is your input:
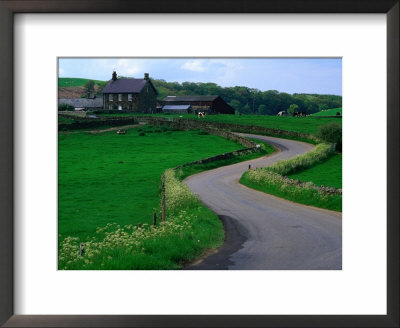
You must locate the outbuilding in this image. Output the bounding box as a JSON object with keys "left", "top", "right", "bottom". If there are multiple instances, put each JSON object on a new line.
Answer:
{"left": 162, "top": 104, "right": 191, "bottom": 114}
{"left": 162, "top": 95, "right": 234, "bottom": 114}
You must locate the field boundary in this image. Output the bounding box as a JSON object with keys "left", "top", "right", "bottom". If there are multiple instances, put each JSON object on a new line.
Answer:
{"left": 134, "top": 116, "right": 320, "bottom": 144}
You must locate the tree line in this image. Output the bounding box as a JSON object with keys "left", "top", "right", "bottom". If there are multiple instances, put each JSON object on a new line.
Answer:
{"left": 151, "top": 79, "right": 341, "bottom": 115}
{"left": 93, "top": 77, "right": 342, "bottom": 115}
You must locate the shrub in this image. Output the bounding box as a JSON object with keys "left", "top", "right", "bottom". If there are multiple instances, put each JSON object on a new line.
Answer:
{"left": 198, "top": 131, "right": 209, "bottom": 135}
{"left": 317, "top": 123, "right": 342, "bottom": 151}
{"left": 139, "top": 132, "right": 146, "bottom": 136}
{"left": 58, "top": 103, "right": 75, "bottom": 111}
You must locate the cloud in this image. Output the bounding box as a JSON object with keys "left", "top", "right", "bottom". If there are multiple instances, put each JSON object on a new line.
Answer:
{"left": 59, "top": 67, "right": 65, "bottom": 75}
{"left": 117, "top": 59, "right": 142, "bottom": 76}
{"left": 181, "top": 60, "right": 206, "bottom": 72}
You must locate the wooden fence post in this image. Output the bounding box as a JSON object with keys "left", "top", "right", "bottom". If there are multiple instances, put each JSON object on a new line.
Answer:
{"left": 248, "top": 164, "right": 251, "bottom": 170}
{"left": 161, "top": 175, "right": 166, "bottom": 223}
{"left": 153, "top": 212, "right": 157, "bottom": 226}
{"left": 79, "top": 243, "right": 85, "bottom": 256}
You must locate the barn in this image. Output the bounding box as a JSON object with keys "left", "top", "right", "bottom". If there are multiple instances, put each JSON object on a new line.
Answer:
{"left": 162, "top": 104, "right": 192, "bottom": 114}
{"left": 162, "top": 95, "right": 234, "bottom": 114}
{"left": 102, "top": 71, "right": 158, "bottom": 113}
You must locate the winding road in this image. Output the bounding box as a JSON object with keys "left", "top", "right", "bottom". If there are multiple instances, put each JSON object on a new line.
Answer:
{"left": 184, "top": 134, "right": 342, "bottom": 270}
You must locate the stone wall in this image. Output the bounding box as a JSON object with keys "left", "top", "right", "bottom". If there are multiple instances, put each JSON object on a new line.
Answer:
{"left": 135, "top": 116, "right": 319, "bottom": 143}
{"left": 58, "top": 117, "right": 136, "bottom": 130}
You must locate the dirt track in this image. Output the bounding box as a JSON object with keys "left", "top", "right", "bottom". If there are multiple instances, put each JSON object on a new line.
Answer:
{"left": 185, "top": 134, "right": 342, "bottom": 270}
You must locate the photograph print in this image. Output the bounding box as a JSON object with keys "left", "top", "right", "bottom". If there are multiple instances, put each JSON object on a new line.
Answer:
{"left": 58, "top": 58, "right": 342, "bottom": 270}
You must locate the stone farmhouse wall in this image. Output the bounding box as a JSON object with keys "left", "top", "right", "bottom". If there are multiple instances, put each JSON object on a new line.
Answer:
{"left": 103, "top": 82, "right": 157, "bottom": 113}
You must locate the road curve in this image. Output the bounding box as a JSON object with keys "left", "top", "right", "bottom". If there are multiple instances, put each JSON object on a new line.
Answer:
{"left": 184, "top": 134, "right": 342, "bottom": 270}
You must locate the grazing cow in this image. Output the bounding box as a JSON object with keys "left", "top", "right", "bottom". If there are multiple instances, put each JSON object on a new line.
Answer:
{"left": 277, "top": 111, "right": 287, "bottom": 116}
{"left": 116, "top": 129, "right": 126, "bottom": 134}
{"left": 198, "top": 112, "right": 205, "bottom": 118}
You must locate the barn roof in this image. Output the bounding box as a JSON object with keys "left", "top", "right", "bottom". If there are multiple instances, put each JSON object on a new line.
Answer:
{"left": 58, "top": 97, "right": 103, "bottom": 108}
{"left": 163, "top": 95, "right": 219, "bottom": 102}
{"left": 102, "top": 78, "right": 158, "bottom": 94}
{"left": 162, "top": 105, "right": 191, "bottom": 110}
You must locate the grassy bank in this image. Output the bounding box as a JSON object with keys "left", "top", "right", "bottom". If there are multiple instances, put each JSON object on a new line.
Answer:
{"left": 58, "top": 77, "right": 104, "bottom": 87}
{"left": 58, "top": 126, "right": 244, "bottom": 269}
{"left": 59, "top": 169, "right": 224, "bottom": 270}
{"left": 288, "top": 153, "right": 342, "bottom": 189}
{"left": 239, "top": 142, "right": 342, "bottom": 212}
{"left": 240, "top": 171, "right": 342, "bottom": 211}
{"left": 176, "top": 138, "right": 276, "bottom": 181}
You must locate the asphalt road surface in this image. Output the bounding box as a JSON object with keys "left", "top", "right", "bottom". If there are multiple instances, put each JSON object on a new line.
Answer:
{"left": 184, "top": 134, "right": 342, "bottom": 270}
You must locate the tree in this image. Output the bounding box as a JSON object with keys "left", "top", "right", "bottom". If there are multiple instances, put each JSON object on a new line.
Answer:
{"left": 317, "top": 123, "right": 342, "bottom": 151}
{"left": 229, "top": 99, "right": 241, "bottom": 111}
{"left": 287, "top": 104, "right": 299, "bottom": 116}
{"left": 257, "top": 104, "right": 271, "bottom": 115}
{"left": 84, "top": 80, "right": 95, "bottom": 94}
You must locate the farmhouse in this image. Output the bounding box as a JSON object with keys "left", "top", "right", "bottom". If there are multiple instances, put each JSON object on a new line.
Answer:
{"left": 58, "top": 97, "right": 103, "bottom": 111}
{"left": 102, "top": 71, "right": 158, "bottom": 112}
{"left": 162, "top": 95, "right": 234, "bottom": 114}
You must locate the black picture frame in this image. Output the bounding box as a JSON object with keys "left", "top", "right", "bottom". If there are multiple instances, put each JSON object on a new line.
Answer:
{"left": 0, "top": 1, "right": 398, "bottom": 327}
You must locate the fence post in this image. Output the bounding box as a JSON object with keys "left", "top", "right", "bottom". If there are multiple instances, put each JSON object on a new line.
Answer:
{"left": 79, "top": 243, "right": 85, "bottom": 256}
{"left": 161, "top": 174, "right": 166, "bottom": 223}
{"left": 248, "top": 164, "right": 251, "bottom": 170}
{"left": 153, "top": 212, "right": 157, "bottom": 226}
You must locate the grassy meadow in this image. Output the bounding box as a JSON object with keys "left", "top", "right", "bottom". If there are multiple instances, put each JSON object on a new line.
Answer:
{"left": 310, "top": 108, "right": 342, "bottom": 116}
{"left": 288, "top": 153, "right": 342, "bottom": 189}
{"left": 58, "top": 126, "right": 247, "bottom": 269}
{"left": 96, "top": 113, "right": 342, "bottom": 135}
{"left": 58, "top": 77, "right": 105, "bottom": 87}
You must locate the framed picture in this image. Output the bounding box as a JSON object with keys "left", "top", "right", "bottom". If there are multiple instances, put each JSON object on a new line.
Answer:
{"left": 1, "top": 0, "right": 398, "bottom": 327}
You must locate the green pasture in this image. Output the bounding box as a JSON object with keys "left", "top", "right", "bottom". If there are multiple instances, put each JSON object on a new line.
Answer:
{"left": 58, "top": 126, "right": 244, "bottom": 242}
{"left": 58, "top": 77, "right": 105, "bottom": 87}
{"left": 96, "top": 113, "right": 342, "bottom": 135}
{"left": 310, "top": 108, "right": 342, "bottom": 116}
{"left": 288, "top": 153, "right": 342, "bottom": 189}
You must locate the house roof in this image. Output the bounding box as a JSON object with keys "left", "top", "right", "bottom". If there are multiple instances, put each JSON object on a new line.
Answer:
{"left": 58, "top": 98, "right": 103, "bottom": 108}
{"left": 102, "top": 78, "right": 158, "bottom": 94}
{"left": 162, "top": 105, "right": 191, "bottom": 111}
{"left": 163, "top": 95, "right": 219, "bottom": 102}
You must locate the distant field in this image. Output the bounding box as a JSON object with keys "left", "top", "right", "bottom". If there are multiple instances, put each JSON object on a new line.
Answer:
{"left": 288, "top": 153, "right": 342, "bottom": 189}
{"left": 96, "top": 113, "right": 342, "bottom": 135}
{"left": 58, "top": 77, "right": 105, "bottom": 87}
{"left": 58, "top": 126, "right": 244, "bottom": 242}
{"left": 311, "top": 108, "right": 342, "bottom": 116}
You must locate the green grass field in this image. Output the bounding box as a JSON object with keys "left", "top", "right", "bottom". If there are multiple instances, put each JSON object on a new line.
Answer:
{"left": 310, "top": 108, "right": 342, "bottom": 116}
{"left": 96, "top": 113, "right": 342, "bottom": 135}
{"left": 58, "top": 126, "right": 243, "bottom": 242}
{"left": 288, "top": 153, "right": 342, "bottom": 189}
{"left": 58, "top": 77, "right": 105, "bottom": 87}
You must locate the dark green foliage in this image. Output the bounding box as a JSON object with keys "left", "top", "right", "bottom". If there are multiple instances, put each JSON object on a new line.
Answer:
{"left": 84, "top": 79, "right": 95, "bottom": 93}
{"left": 58, "top": 103, "right": 75, "bottom": 111}
{"left": 139, "top": 131, "right": 146, "bottom": 136}
{"left": 317, "top": 123, "right": 342, "bottom": 151}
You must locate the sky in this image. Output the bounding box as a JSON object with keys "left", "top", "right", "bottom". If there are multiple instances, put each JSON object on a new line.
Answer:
{"left": 59, "top": 58, "right": 342, "bottom": 95}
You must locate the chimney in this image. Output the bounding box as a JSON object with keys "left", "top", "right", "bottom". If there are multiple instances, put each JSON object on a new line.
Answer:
{"left": 144, "top": 73, "right": 149, "bottom": 80}
{"left": 112, "top": 71, "right": 117, "bottom": 81}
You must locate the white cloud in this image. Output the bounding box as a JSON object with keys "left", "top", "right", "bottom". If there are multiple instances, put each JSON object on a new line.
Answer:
{"left": 181, "top": 60, "right": 206, "bottom": 72}
{"left": 59, "top": 67, "right": 65, "bottom": 75}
